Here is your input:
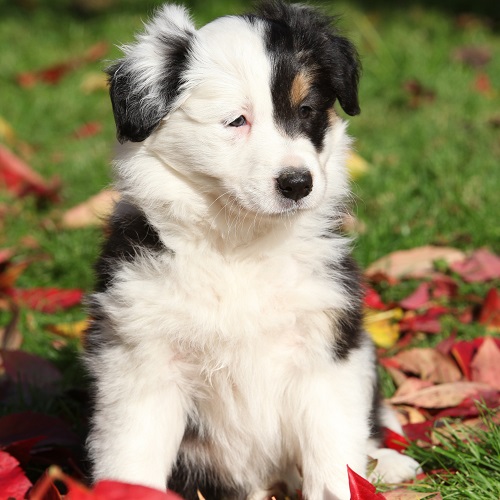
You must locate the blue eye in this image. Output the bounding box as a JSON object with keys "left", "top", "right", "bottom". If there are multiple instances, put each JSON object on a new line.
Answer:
{"left": 228, "top": 115, "right": 247, "bottom": 127}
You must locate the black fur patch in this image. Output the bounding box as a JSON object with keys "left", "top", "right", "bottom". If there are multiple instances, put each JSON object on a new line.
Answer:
{"left": 169, "top": 418, "right": 247, "bottom": 500}
{"left": 93, "top": 201, "right": 169, "bottom": 293}
{"left": 329, "top": 255, "right": 364, "bottom": 361}
{"left": 253, "top": 1, "right": 360, "bottom": 150}
{"left": 108, "top": 30, "right": 193, "bottom": 143}
{"left": 369, "top": 371, "right": 383, "bottom": 441}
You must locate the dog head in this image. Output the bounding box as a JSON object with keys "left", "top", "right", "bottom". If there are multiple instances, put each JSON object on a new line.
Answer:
{"left": 108, "top": 1, "right": 360, "bottom": 218}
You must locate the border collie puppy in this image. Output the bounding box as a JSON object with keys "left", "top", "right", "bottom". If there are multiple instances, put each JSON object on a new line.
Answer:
{"left": 85, "top": 2, "right": 420, "bottom": 499}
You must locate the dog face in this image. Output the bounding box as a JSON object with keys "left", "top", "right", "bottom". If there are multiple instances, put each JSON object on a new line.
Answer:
{"left": 108, "top": 2, "right": 360, "bottom": 217}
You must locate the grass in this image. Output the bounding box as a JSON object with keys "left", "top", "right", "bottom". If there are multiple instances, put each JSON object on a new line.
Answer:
{"left": 405, "top": 407, "right": 500, "bottom": 499}
{"left": 1, "top": 0, "right": 500, "bottom": 496}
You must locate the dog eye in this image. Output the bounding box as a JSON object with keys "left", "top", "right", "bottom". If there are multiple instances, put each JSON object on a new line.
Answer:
{"left": 228, "top": 115, "right": 247, "bottom": 127}
{"left": 298, "top": 105, "right": 313, "bottom": 119}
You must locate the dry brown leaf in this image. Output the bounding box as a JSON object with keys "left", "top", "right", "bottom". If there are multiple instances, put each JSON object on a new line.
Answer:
{"left": 470, "top": 337, "right": 500, "bottom": 390}
{"left": 384, "top": 489, "right": 441, "bottom": 499}
{"left": 366, "top": 246, "right": 465, "bottom": 280}
{"left": 393, "top": 348, "right": 462, "bottom": 384}
{"left": 390, "top": 381, "right": 495, "bottom": 408}
{"left": 61, "top": 189, "right": 119, "bottom": 228}
{"left": 393, "top": 405, "right": 427, "bottom": 425}
{"left": 394, "top": 377, "right": 434, "bottom": 398}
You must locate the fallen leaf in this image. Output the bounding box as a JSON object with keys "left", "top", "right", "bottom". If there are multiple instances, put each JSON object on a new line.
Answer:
{"left": 9, "top": 287, "right": 83, "bottom": 313}
{"left": 479, "top": 288, "right": 500, "bottom": 330}
{"left": 46, "top": 319, "right": 89, "bottom": 339}
{"left": 364, "top": 308, "right": 402, "bottom": 348}
{"left": 390, "top": 381, "right": 497, "bottom": 408}
{"left": 399, "top": 283, "right": 430, "bottom": 310}
{"left": 402, "top": 421, "right": 434, "bottom": 444}
{"left": 81, "top": 71, "right": 109, "bottom": 94}
{"left": 72, "top": 122, "right": 102, "bottom": 139}
{"left": 0, "top": 349, "right": 62, "bottom": 395}
{"left": 473, "top": 73, "right": 493, "bottom": 96}
{"left": 366, "top": 246, "right": 465, "bottom": 280}
{"left": 399, "top": 307, "right": 447, "bottom": 334}
{"left": 364, "top": 286, "right": 387, "bottom": 310}
{"left": 393, "top": 348, "right": 462, "bottom": 384}
{"left": 429, "top": 275, "right": 458, "bottom": 300}
{"left": 403, "top": 79, "right": 436, "bottom": 108}
{"left": 30, "top": 466, "right": 184, "bottom": 500}
{"left": 383, "top": 428, "right": 409, "bottom": 452}
{"left": 61, "top": 189, "right": 119, "bottom": 228}
{"left": 17, "top": 42, "right": 108, "bottom": 88}
{"left": 470, "top": 337, "right": 500, "bottom": 390}
{"left": 0, "top": 144, "right": 60, "bottom": 201}
{"left": 393, "top": 378, "right": 434, "bottom": 398}
{"left": 450, "top": 248, "right": 500, "bottom": 282}
{"left": 347, "top": 151, "right": 369, "bottom": 180}
{"left": 384, "top": 488, "right": 441, "bottom": 499}
{"left": 347, "top": 465, "right": 385, "bottom": 499}
{"left": 451, "top": 341, "right": 476, "bottom": 380}
{"left": 0, "top": 412, "right": 79, "bottom": 450}
{"left": 0, "top": 450, "right": 32, "bottom": 500}
{"left": 452, "top": 46, "right": 492, "bottom": 68}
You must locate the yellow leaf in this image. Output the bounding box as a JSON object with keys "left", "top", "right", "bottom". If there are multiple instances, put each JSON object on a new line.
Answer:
{"left": 0, "top": 117, "right": 16, "bottom": 145}
{"left": 81, "top": 72, "right": 109, "bottom": 94}
{"left": 346, "top": 151, "right": 369, "bottom": 180}
{"left": 46, "top": 319, "right": 89, "bottom": 339}
{"left": 364, "top": 308, "right": 403, "bottom": 348}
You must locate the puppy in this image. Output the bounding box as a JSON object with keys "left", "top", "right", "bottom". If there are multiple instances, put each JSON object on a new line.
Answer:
{"left": 85, "top": 2, "right": 420, "bottom": 499}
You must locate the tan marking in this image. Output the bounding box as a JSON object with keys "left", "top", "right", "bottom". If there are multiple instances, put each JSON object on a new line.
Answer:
{"left": 328, "top": 107, "right": 338, "bottom": 125}
{"left": 290, "top": 72, "right": 313, "bottom": 106}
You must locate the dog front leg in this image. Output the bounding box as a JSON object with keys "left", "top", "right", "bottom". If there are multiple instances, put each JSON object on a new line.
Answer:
{"left": 87, "top": 343, "right": 188, "bottom": 491}
{"left": 294, "top": 367, "right": 372, "bottom": 500}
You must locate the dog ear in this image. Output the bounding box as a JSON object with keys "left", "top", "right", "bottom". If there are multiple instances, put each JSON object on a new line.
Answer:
{"left": 107, "top": 5, "right": 196, "bottom": 143}
{"left": 326, "top": 33, "right": 361, "bottom": 116}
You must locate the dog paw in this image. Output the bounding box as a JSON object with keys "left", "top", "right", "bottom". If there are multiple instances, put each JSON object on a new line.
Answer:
{"left": 368, "top": 448, "right": 422, "bottom": 484}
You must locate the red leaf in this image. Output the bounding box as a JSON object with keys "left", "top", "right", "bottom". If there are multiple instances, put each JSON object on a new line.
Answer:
{"left": 479, "top": 288, "right": 500, "bottom": 329}
{"left": 9, "top": 287, "right": 83, "bottom": 313}
{"left": 2, "top": 436, "right": 45, "bottom": 464}
{"left": 0, "top": 350, "right": 62, "bottom": 395}
{"left": 474, "top": 73, "right": 492, "bottom": 95}
{"left": 399, "top": 282, "right": 430, "bottom": 310}
{"left": 0, "top": 412, "right": 79, "bottom": 450}
{"left": 0, "top": 144, "right": 60, "bottom": 201}
{"left": 364, "top": 286, "right": 387, "bottom": 310}
{"left": 451, "top": 341, "right": 477, "bottom": 380}
{"left": 30, "top": 469, "right": 185, "bottom": 500}
{"left": 347, "top": 465, "right": 385, "bottom": 499}
{"left": 72, "top": 122, "right": 102, "bottom": 140}
{"left": 0, "top": 450, "right": 32, "bottom": 500}
{"left": 430, "top": 274, "right": 458, "bottom": 300}
{"left": 402, "top": 421, "right": 433, "bottom": 444}
{"left": 470, "top": 337, "right": 500, "bottom": 390}
{"left": 450, "top": 248, "right": 500, "bottom": 282}
{"left": 17, "top": 42, "right": 108, "bottom": 88}
{"left": 383, "top": 428, "right": 409, "bottom": 452}
{"left": 399, "top": 307, "right": 447, "bottom": 334}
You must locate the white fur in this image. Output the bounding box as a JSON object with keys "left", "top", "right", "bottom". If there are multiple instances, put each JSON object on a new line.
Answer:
{"left": 86, "top": 5, "right": 419, "bottom": 499}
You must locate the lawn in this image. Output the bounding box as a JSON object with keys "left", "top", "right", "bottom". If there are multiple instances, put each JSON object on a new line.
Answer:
{"left": 0, "top": 0, "right": 499, "bottom": 498}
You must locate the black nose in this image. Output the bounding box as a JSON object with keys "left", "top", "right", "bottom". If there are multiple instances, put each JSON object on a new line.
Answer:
{"left": 276, "top": 169, "right": 313, "bottom": 202}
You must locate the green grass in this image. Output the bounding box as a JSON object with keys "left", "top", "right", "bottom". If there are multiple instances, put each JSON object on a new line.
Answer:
{"left": 405, "top": 408, "right": 500, "bottom": 499}
{"left": 1, "top": 0, "right": 500, "bottom": 496}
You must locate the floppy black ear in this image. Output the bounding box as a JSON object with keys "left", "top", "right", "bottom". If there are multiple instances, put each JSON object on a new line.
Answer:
{"left": 326, "top": 34, "right": 361, "bottom": 116}
{"left": 107, "top": 5, "right": 195, "bottom": 143}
